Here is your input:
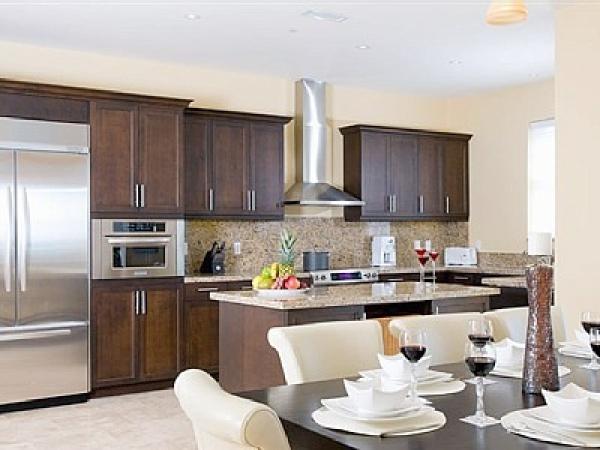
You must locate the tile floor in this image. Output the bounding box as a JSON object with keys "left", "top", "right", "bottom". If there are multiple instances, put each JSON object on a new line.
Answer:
{"left": 0, "top": 389, "right": 196, "bottom": 449}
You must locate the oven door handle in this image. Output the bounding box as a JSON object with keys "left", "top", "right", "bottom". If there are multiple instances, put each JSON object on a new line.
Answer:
{"left": 106, "top": 237, "right": 172, "bottom": 245}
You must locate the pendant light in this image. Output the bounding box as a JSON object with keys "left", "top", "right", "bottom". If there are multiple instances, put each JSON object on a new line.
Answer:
{"left": 486, "top": 0, "right": 528, "bottom": 25}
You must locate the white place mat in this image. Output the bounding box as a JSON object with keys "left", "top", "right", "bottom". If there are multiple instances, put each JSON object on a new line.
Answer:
{"left": 313, "top": 406, "right": 446, "bottom": 437}
{"left": 417, "top": 379, "right": 466, "bottom": 396}
{"left": 490, "top": 365, "right": 571, "bottom": 379}
{"left": 502, "top": 409, "right": 600, "bottom": 447}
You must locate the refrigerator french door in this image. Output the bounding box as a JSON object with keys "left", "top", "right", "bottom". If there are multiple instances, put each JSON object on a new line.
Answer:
{"left": 0, "top": 117, "right": 89, "bottom": 405}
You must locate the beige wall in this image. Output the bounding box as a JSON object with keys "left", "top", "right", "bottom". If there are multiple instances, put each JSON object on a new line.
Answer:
{"left": 0, "top": 40, "right": 553, "bottom": 250}
{"left": 555, "top": 4, "right": 600, "bottom": 334}
{"left": 445, "top": 80, "right": 555, "bottom": 253}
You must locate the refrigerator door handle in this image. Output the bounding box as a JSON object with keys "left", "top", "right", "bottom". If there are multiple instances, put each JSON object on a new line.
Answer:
{"left": 0, "top": 328, "right": 71, "bottom": 342}
{"left": 18, "top": 187, "right": 29, "bottom": 293}
{"left": 3, "top": 186, "right": 12, "bottom": 293}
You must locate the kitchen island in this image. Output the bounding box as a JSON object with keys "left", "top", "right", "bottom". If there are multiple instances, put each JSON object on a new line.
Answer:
{"left": 211, "top": 282, "right": 499, "bottom": 392}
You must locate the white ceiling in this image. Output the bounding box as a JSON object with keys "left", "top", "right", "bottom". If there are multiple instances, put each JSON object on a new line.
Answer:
{"left": 0, "top": 0, "right": 555, "bottom": 95}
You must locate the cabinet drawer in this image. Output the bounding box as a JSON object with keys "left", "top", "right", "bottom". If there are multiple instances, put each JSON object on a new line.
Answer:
{"left": 433, "top": 297, "right": 489, "bottom": 314}
{"left": 184, "top": 282, "right": 229, "bottom": 302}
{"left": 287, "top": 306, "right": 365, "bottom": 326}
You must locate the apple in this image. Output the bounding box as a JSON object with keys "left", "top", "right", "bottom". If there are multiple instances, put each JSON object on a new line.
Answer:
{"left": 284, "top": 275, "right": 300, "bottom": 290}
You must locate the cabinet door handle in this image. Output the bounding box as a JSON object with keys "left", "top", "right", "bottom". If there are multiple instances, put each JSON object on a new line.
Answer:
{"left": 385, "top": 278, "right": 405, "bottom": 282}
{"left": 241, "top": 286, "right": 253, "bottom": 291}
{"left": 196, "top": 287, "right": 219, "bottom": 292}
{"left": 445, "top": 195, "right": 450, "bottom": 214}
{"left": 134, "top": 184, "right": 140, "bottom": 208}
{"left": 140, "top": 184, "right": 145, "bottom": 208}
{"left": 134, "top": 290, "right": 140, "bottom": 315}
{"left": 209, "top": 188, "right": 214, "bottom": 211}
{"left": 246, "top": 190, "right": 251, "bottom": 211}
{"left": 141, "top": 290, "right": 147, "bottom": 315}
{"left": 453, "top": 275, "right": 469, "bottom": 281}
{"left": 392, "top": 195, "right": 397, "bottom": 213}
{"left": 419, "top": 195, "right": 424, "bottom": 214}
{"left": 251, "top": 190, "right": 256, "bottom": 211}
{"left": 387, "top": 195, "right": 392, "bottom": 213}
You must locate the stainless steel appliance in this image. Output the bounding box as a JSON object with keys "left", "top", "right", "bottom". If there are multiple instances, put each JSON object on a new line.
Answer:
{"left": 0, "top": 117, "right": 90, "bottom": 406}
{"left": 371, "top": 236, "right": 397, "bottom": 267}
{"left": 302, "top": 250, "right": 330, "bottom": 272}
{"left": 310, "top": 268, "right": 379, "bottom": 286}
{"left": 444, "top": 247, "right": 478, "bottom": 266}
{"left": 92, "top": 218, "right": 184, "bottom": 279}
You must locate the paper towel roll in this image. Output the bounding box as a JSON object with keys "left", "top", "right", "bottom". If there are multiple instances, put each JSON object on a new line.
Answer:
{"left": 528, "top": 232, "right": 553, "bottom": 256}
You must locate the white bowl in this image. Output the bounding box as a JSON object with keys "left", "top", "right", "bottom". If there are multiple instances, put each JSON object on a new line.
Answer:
{"left": 343, "top": 378, "right": 409, "bottom": 413}
{"left": 542, "top": 383, "right": 600, "bottom": 426}
{"left": 377, "top": 353, "right": 431, "bottom": 382}
{"left": 254, "top": 288, "right": 309, "bottom": 300}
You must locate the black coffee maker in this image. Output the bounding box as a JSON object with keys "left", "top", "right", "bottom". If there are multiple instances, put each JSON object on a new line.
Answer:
{"left": 200, "top": 241, "right": 225, "bottom": 274}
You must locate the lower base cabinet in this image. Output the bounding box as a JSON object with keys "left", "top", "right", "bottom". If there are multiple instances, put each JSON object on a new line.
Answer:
{"left": 92, "top": 278, "right": 182, "bottom": 391}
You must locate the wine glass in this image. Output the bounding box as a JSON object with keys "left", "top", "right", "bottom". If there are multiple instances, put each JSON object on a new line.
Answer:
{"left": 591, "top": 328, "right": 600, "bottom": 364}
{"left": 581, "top": 312, "right": 600, "bottom": 370}
{"left": 429, "top": 250, "right": 439, "bottom": 287}
{"left": 461, "top": 341, "right": 500, "bottom": 428}
{"left": 465, "top": 318, "right": 496, "bottom": 385}
{"left": 399, "top": 329, "right": 427, "bottom": 402}
{"left": 416, "top": 252, "right": 429, "bottom": 290}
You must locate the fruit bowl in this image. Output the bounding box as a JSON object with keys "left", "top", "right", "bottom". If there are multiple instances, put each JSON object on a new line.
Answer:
{"left": 254, "top": 288, "right": 310, "bottom": 300}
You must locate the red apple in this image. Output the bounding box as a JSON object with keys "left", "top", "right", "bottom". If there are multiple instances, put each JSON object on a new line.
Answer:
{"left": 284, "top": 275, "right": 300, "bottom": 290}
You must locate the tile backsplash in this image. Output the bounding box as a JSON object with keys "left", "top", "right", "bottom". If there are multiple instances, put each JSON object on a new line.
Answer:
{"left": 185, "top": 218, "right": 468, "bottom": 275}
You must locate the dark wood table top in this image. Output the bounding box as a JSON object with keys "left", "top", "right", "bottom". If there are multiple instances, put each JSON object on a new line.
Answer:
{"left": 243, "top": 356, "right": 600, "bottom": 450}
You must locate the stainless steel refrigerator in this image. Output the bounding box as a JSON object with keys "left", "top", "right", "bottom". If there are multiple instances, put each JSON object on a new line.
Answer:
{"left": 0, "top": 117, "right": 89, "bottom": 405}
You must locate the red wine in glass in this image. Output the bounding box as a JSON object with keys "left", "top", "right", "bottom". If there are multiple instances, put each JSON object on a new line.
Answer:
{"left": 592, "top": 343, "right": 600, "bottom": 358}
{"left": 415, "top": 248, "right": 427, "bottom": 257}
{"left": 400, "top": 345, "right": 427, "bottom": 363}
{"left": 582, "top": 321, "right": 600, "bottom": 334}
{"left": 465, "top": 356, "right": 496, "bottom": 377}
{"left": 418, "top": 255, "right": 429, "bottom": 267}
{"left": 468, "top": 334, "right": 492, "bottom": 346}
{"left": 429, "top": 251, "right": 439, "bottom": 262}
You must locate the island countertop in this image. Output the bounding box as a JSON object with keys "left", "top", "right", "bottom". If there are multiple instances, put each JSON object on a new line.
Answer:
{"left": 481, "top": 276, "right": 527, "bottom": 288}
{"left": 209, "top": 282, "right": 500, "bottom": 310}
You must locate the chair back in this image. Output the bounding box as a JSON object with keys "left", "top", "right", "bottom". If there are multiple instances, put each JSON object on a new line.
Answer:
{"left": 389, "top": 312, "right": 482, "bottom": 365}
{"left": 484, "top": 305, "right": 566, "bottom": 344}
{"left": 174, "top": 369, "right": 291, "bottom": 450}
{"left": 267, "top": 320, "right": 384, "bottom": 384}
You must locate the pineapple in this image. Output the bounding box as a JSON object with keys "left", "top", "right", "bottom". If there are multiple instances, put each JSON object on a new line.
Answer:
{"left": 279, "top": 229, "right": 297, "bottom": 277}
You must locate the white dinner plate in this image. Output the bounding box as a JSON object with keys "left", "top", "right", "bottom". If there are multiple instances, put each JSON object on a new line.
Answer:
{"left": 526, "top": 406, "right": 600, "bottom": 432}
{"left": 321, "top": 396, "right": 431, "bottom": 423}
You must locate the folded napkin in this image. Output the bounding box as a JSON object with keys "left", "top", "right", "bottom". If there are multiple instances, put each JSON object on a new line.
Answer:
{"left": 493, "top": 338, "right": 525, "bottom": 369}
{"left": 313, "top": 406, "right": 446, "bottom": 437}
{"left": 558, "top": 329, "right": 591, "bottom": 356}
{"left": 491, "top": 365, "right": 571, "bottom": 379}
{"left": 543, "top": 383, "right": 600, "bottom": 426}
{"left": 502, "top": 409, "right": 598, "bottom": 447}
{"left": 377, "top": 353, "right": 431, "bottom": 382}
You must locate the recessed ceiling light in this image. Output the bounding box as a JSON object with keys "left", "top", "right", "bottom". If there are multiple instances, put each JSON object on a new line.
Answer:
{"left": 289, "top": 28, "right": 299, "bottom": 33}
{"left": 302, "top": 10, "right": 348, "bottom": 23}
{"left": 185, "top": 13, "right": 201, "bottom": 20}
{"left": 356, "top": 45, "right": 371, "bottom": 50}
{"left": 448, "top": 59, "right": 463, "bottom": 65}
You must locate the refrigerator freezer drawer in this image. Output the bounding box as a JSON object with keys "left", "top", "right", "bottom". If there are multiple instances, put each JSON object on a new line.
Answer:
{"left": 0, "top": 323, "right": 88, "bottom": 405}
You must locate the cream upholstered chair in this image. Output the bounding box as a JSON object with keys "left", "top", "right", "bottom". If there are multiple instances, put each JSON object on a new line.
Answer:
{"left": 174, "top": 369, "right": 290, "bottom": 450}
{"left": 484, "top": 305, "right": 566, "bottom": 345}
{"left": 389, "top": 312, "right": 482, "bottom": 365}
{"left": 267, "top": 320, "right": 384, "bottom": 385}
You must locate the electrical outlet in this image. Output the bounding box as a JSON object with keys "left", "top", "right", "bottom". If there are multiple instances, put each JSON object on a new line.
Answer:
{"left": 233, "top": 241, "right": 242, "bottom": 255}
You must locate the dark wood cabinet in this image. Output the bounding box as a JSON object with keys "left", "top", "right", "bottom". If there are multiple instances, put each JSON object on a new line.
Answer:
{"left": 92, "top": 284, "right": 137, "bottom": 388}
{"left": 185, "top": 109, "right": 290, "bottom": 220}
{"left": 91, "top": 279, "right": 182, "bottom": 390}
{"left": 91, "top": 100, "right": 185, "bottom": 217}
{"left": 341, "top": 125, "right": 471, "bottom": 221}
{"left": 90, "top": 101, "right": 138, "bottom": 214}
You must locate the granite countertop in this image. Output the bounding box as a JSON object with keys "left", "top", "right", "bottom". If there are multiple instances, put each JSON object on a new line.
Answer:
{"left": 209, "top": 282, "right": 500, "bottom": 310}
{"left": 481, "top": 276, "right": 527, "bottom": 288}
{"left": 184, "top": 265, "right": 525, "bottom": 284}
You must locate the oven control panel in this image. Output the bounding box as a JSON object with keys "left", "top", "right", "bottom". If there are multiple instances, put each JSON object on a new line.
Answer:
{"left": 310, "top": 269, "right": 379, "bottom": 286}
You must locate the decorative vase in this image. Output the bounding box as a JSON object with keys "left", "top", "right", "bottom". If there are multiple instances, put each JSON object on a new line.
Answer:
{"left": 522, "top": 264, "right": 559, "bottom": 394}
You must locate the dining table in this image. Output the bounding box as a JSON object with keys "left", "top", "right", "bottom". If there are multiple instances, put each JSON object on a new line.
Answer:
{"left": 242, "top": 356, "right": 600, "bottom": 450}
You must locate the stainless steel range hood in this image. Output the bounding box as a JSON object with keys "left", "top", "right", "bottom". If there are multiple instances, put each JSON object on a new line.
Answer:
{"left": 284, "top": 79, "right": 364, "bottom": 206}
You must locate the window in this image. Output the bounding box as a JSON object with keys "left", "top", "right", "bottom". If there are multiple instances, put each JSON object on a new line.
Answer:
{"left": 528, "top": 119, "right": 556, "bottom": 236}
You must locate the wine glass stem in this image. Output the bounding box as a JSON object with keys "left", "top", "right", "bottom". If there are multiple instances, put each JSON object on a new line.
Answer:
{"left": 432, "top": 261, "right": 436, "bottom": 287}
{"left": 410, "top": 363, "right": 417, "bottom": 400}
{"left": 476, "top": 376, "right": 485, "bottom": 419}
{"left": 593, "top": 352, "right": 599, "bottom": 367}
{"left": 419, "top": 266, "right": 424, "bottom": 286}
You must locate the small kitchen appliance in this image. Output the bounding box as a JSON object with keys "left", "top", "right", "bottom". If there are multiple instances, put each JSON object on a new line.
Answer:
{"left": 444, "top": 247, "right": 478, "bottom": 267}
{"left": 200, "top": 241, "right": 226, "bottom": 274}
{"left": 302, "top": 251, "right": 330, "bottom": 272}
{"left": 372, "top": 236, "right": 397, "bottom": 267}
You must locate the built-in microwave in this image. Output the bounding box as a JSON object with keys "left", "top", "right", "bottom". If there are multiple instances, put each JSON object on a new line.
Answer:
{"left": 92, "top": 219, "right": 185, "bottom": 279}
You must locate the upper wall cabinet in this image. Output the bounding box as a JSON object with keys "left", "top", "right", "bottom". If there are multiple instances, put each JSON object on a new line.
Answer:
{"left": 185, "top": 109, "right": 291, "bottom": 220}
{"left": 341, "top": 125, "right": 471, "bottom": 221}
{"left": 91, "top": 100, "right": 187, "bottom": 217}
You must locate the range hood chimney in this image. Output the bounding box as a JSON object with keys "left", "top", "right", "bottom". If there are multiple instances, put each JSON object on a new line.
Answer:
{"left": 284, "top": 78, "right": 364, "bottom": 206}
